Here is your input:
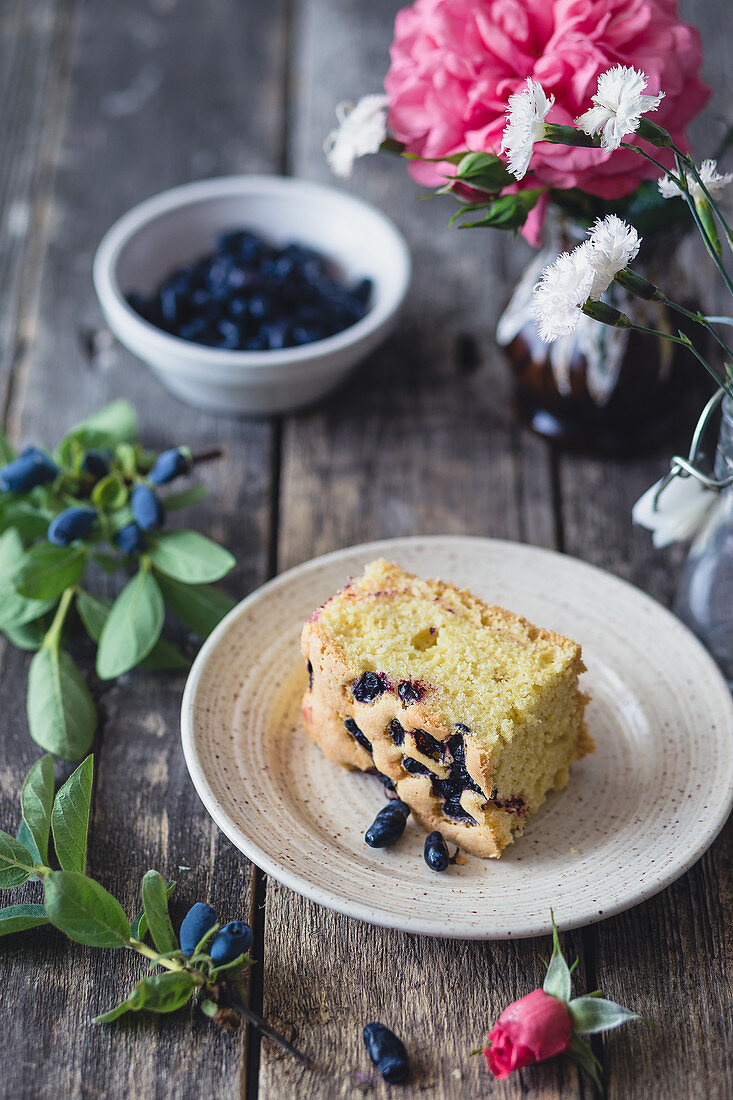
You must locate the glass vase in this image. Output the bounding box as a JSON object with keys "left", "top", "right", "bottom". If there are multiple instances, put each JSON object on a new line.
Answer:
{"left": 497, "top": 214, "right": 707, "bottom": 455}
{"left": 674, "top": 394, "right": 733, "bottom": 689}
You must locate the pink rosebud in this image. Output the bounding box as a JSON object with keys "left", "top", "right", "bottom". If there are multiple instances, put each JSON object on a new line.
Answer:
{"left": 483, "top": 988, "right": 573, "bottom": 1079}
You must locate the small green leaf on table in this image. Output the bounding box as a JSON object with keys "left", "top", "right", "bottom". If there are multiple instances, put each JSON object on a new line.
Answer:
{"left": 94, "top": 971, "right": 196, "bottom": 1023}
{"left": 131, "top": 879, "right": 176, "bottom": 940}
{"left": 0, "top": 904, "right": 49, "bottom": 937}
{"left": 50, "top": 755, "right": 93, "bottom": 872}
{"left": 20, "top": 754, "right": 55, "bottom": 865}
{"left": 44, "top": 870, "right": 131, "bottom": 947}
{"left": 0, "top": 530, "right": 55, "bottom": 629}
{"left": 569, "top": 996, "right": 641, "bottom": 1034}
{"left": 543, "top": 912, "right": 572, "bottom": 1002}
{"left": 0, "top": 830, "right": 40, "bottom": 888}
{"left": 28, "top": 645, "right": 97, "bottom": 759}
{"left": 140, "top": 638, "right": 189, "bottom": 671}
{"left": 76, "top": 589, "right": 111, "bottom": 643}
{"left": 140, "top": 870, "right": 179, "bottom": 954}
{"left": 63, "top": 400, "right": 138, "bottom": 451}
{"left": 148, "top": 530, "right": 235, "bottom": 584}
{"left": 95, "top": 568, "right": 164, "bottom": 679}
{"left": 14, "top": 544, "right": 87, "bottom": 600}
{"left": 16, "top": 819, "right": 43, "bottom": 866}
{"left": 156, "top": 573, "right": 236, "bottom": 635}
{"left": 4, "top": 616, "right": 51, "bottom": 650}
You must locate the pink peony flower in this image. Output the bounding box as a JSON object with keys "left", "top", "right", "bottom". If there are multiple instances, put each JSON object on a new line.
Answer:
{"left": 483, "top": 988, "right": 573, "bottom": 1078}
{"left": 385, "top": 0, "right": 709, "bottom": 218}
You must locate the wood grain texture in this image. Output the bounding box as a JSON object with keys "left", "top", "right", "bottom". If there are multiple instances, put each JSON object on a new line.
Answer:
{"left": 0, "top": 0, "right": 286, "bottom": 1096}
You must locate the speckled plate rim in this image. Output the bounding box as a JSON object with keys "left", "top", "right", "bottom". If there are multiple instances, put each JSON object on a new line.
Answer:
{"left": 181, "top": 535, "right": 733, "bottom": 939}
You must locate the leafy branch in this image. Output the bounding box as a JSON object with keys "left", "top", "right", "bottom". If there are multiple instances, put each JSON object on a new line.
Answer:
{"left": 0, "top": 401, "right": 237, "bottom": 759}
{"left": 0, "top": 755, "right": 309, "bottom": 1064}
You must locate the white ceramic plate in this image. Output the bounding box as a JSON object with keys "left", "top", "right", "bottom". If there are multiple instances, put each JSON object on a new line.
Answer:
{"left": 181, "top": 536, "right": 733, "bottom": 939}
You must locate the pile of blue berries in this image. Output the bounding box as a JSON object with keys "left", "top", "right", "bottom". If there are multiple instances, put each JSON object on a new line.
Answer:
{"left": 179, "top": 902, "right": 253, "bottom": 965}
{"left": 364, "top": 800, "right": 456, "bottom": 873}
{"left": 126, "top": 229, "right": 373, "bottom": 351}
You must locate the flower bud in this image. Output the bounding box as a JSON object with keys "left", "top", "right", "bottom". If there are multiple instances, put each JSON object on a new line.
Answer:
{"left": 544, "top": 124, "right": 598, "bottom": 148}
{"left": 483, "top": 989, "right": 572, "bottom": 1079}
{"left": 0, "top": 448, "right": 58, "bottom": 494}
{"left": 613, "top": 268, "right": 664, "bottom": 301}
{"left": 47, "top": 507, "right": 97, "bottom": 547}
{"left": 115, "top": 522, "right": 146, "bottom": 555}
{"left": 209, "top": 920, "right": 253, "bottom": 965}
{"left": 131, "top": 484, "right": 165, "bottom": 531}
{"left": 179, "top": 902, "right": 218, "bottom": 957}
{"left": 635, "top": 118, "right": 674, "bottom": 148}
{"left": 149, "top": 447, "right": 191, "bottom": 485}
{"left": 581, "top": 300, "right": 631, "bottom": 327}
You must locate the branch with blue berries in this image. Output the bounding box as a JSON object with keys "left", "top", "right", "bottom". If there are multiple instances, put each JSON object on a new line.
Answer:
{"left": 0, "top": 400, "right": 237, "bottom": 760}
{"left": 0, "top": 754, "right": 309, "bottom": 1065}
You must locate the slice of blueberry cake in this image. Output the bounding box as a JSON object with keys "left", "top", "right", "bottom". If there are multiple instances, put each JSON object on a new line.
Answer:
{"left": 300, "top": 559, "right": 592, "bottom": 858}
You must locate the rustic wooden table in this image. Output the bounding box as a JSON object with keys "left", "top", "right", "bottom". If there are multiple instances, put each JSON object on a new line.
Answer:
{"left": 1, "top": 1, "right": 731, "bottom": 1097}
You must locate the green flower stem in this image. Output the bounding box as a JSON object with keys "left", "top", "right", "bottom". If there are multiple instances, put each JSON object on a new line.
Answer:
{"left": 628, "top": 320, "right": 732, "bottom": 396}
{"left": 673, "top": 144, "right": 733, "bottom": 243}
{"left": 127, "top": 938, "right": 191, "bottom": 974}
{"left": 660, "top": 296, "right": 733, "bottom": 363}
{"left": 43, "top": 586, "right": 77, "bottom": 650}
{"left": 672, "top": 152, "right": 733, "bottom": 297}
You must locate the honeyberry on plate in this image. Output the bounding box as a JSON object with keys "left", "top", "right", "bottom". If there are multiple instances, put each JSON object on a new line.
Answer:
{"left": 47, "top": 507, "right": 97, "bottom": 547}
{"left": 362, "top": 1022, "right": 410, "bottom": 1083}
{"left": 209, "top": 920, "right": 254, "bottom": 965}
{"left": 179, "top": 901, "right": 218, "bottom": 957}
{"left": 423, "top": 830, "right": 450, "bottom": 872}
{"left": 131, "top": 484, "right": 165, "bottom": 531}
{"left": 364, "top": 801, "right": 410, "bottom": 848}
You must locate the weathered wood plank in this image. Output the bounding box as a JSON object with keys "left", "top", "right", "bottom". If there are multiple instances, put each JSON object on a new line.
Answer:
{"left": 260, "top": 3, "right": 585, "bottom": 1098}
{"left": 0, "top": 0, "right": 288, "bottom": 1096}
{"left": 559, "top": 2, "right": 733, "bottom": 1095}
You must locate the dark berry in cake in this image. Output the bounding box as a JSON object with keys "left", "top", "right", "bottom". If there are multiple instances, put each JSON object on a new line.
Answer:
{"left": 397, "top": 680, "right": 421, "bottom": 705}
{"left": 424, "top": 831, "right": 450, "bottom": 872}
{"left": 307, "top": 660, "right": 313, "bottom": 690}
{"left": 412, "top": 729, "right": 443, "bottom": 761}
{"left": 388, "top": 719, "right": 405, "bottom": 746}
{"left": 364, "top": 801, "right": 410, "bottom": 847}
{"left": 352, "top": 671, "right": 387, "bottom": 703}
{"left": 363, "top": 1023, "right": 410, "bottom": 1083}
{"left": 344, "top": 717, "right": 372, "bottom": 755}
{"left": 401, "top": 755, "right": 431, "bottom": 776}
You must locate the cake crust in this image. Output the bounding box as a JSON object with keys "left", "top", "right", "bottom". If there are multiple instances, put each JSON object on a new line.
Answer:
{"left": 301, "top": 559, "right": 591, "bottom": 858}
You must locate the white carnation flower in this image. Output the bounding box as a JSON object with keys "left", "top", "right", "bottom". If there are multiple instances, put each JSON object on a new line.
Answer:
{"left": 632, "top": 473, "right": 718, "bottom": 547}
{"left": 501, "top": 78, "right": 555, "bottom": 180}
{"left": 324, "top": 94, "right": 389, "bottom": 179}
{"left": 531, "top": 243, "right": 596, "bottom": 342}
{"left": 575, "top": 66, "right": 664, "bottom": 151}
{"left": 586, "top": 214, "right": 641, "bottom": 298}
{"left": 658, "top": 158, "right": 733, "bottom": 201}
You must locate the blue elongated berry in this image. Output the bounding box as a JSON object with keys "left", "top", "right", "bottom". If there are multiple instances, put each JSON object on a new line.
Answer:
{"left": 131, "top": 484, "right": 165, "bottom": 530}
{"left": 149, "top": 447, "right": 192, "bottom": 485}
{"left": 179, "top": 902, "right": 218, "bottom": 957}
{"left": 423, "top": 831, "right": 450, "bottom": 872}
{"left": 364, "top": 801, "right": 410, "bottom": 848}
{"left": 0, "top": 448, "right": 58, "bottom": 494}
{"left": 81, "top": 449, "right": 109, "bottom": 480}
{"left": 209, "top": 920, "right": 254, "bottom": 965}
{"left": 363, "top": 1023, "right": 410, "bottom": 1083}
{"left": 47, "top": 507, "right": 97, "bottom": 547}
{"left": 115, "top": 522, "right": 146, "bottom": 554}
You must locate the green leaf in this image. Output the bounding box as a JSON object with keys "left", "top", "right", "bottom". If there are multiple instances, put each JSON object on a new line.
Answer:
{"left": 569, "top": 1032, "right": 604, "bottom": 1094}
{"left": 0, "top": 830, "right": 39, "bottom": 888}
{"left": 51, "top": 756, "right": 93, "bottom": 872}
{"left": 127, "top": 971, "right": 196, "bottom": 1014}
{"left": 148, "top": 531, "right": 235, "bottom": 584}
{"left": 4, "top": 615, "right": 52, "bottom": 650}
{"left": 162, "top": 485, "right": 208, "bottom": 512}
{"left": 131, "top": 879, "right": 176, "bottom": 940}
{"left": 91, "top": 550, "right": 119, "bottom": 574}
{"left": 44, "top": 870, "right": 130, "bottom": 947}
{"left": 0, "top": 426, "right": 16, "bottom": 465}
{"left": 67, "top": 400, "right": 138, "bottom": 449}
{"left": 569, "top": 996, "right": 640, "bottom": 1035}
{"left": 140, "top": 637, "right": 189, "bottom": 671}
{"left": 91, "top": 474, "right": 128, "bottom": 510}
{"left": 21, "top": 754, "right": 55, "bottom": 865}
{"left": 0, "top": 530, "right": 55, "bottom": 629}
{"left": 76, "top": 589, "right": 111, "bottom": 643}
{"left": 95, "top": 569, "right": 164, "bottom": 679}
{"left": 0, "top": 501, "right": 50, "bottom": 542}
{"left": 14, "top": 544, "right": 87, "bottom": 600}
{"left": 156, "top": 573, "right": 236, "bottom": 636}
{"left": 16, "top": 819, "right": 43, "bottom": 866}
{"left": 140, "top": 870, "right": 179, "bottom": 954}
{"left": 92, "top": 998, "right": 134, "bottom": 1024}
{"left": 543, "top": 912, "right": 572, "bottom": 1002}
{"left": 210, "top": 952, "right": 251, "bottom": 976}
{"left": 27, "top": 644, "right": 97, "bottom": 759}
{"left": 455, "top": 188, "right": 544, "bottom": 231}
{"left": 0, "top": 904, "right": 49, "bottom": 937}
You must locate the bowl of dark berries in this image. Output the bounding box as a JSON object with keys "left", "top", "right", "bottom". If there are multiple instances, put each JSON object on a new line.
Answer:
{"left": 93, "top": 175, "right": 410, "bottom": 415}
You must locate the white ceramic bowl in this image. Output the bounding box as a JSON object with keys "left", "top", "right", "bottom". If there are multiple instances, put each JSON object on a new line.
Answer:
{"left": 93, "top": 176, "right": 411, "bottom": 415}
